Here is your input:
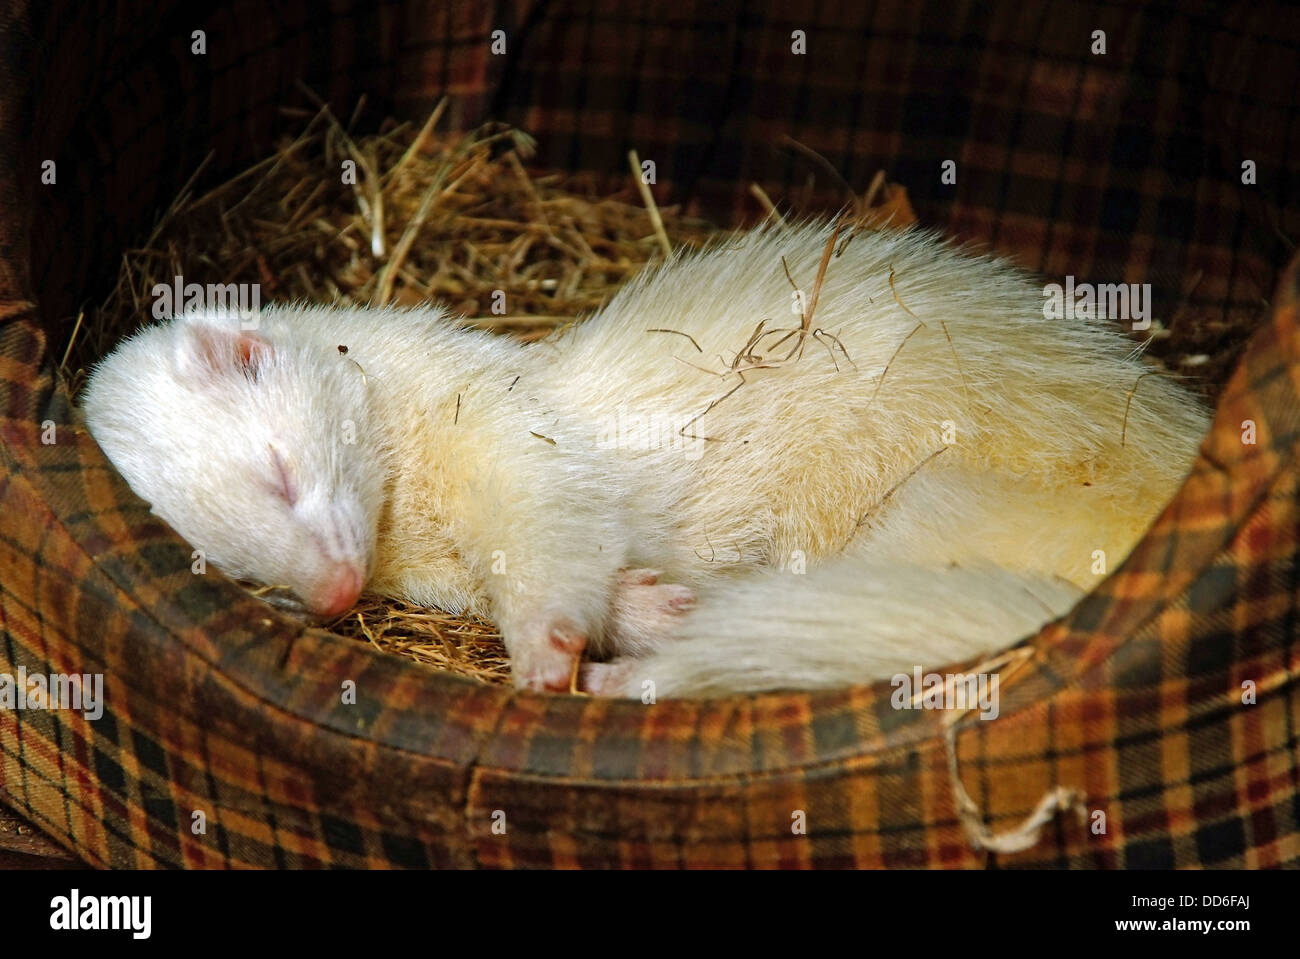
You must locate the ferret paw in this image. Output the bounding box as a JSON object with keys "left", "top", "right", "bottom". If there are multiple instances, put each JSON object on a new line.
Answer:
{"left": 511, "top": 614, "right": 588, "bottom": 693}
{"left": 579, "top": 660, "right": 639, "bottom": 698}
{"left": 605, "top": 569, "right": 695, "bottom": 657}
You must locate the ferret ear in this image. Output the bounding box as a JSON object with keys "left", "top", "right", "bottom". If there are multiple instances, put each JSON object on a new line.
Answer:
{"left": 174, "top": 323, "right": 274, "bottom": 384}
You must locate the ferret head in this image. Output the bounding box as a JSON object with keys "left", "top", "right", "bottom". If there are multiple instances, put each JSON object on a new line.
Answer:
{"left": 82, "top": 310, "right": 386, "bottom": 618}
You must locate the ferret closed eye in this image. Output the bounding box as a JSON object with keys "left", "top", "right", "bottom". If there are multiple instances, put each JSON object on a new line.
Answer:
{"left": 82, "top": 221, "right": 1210, "bottom": 697}
{"left": 267, "top": 445, "right": 298, "bottom": 505}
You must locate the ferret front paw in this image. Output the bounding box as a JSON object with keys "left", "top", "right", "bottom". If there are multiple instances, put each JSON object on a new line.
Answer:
{"left": 510, "top": 614, "right": 588, "bottom": 693}
{"left": 605, "top": 569, "right": 695, "bottom": 657}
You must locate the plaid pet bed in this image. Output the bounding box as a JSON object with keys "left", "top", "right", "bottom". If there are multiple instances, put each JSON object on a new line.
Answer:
{"left": 0, "top": 0, "right": 1296, "bottom": 867}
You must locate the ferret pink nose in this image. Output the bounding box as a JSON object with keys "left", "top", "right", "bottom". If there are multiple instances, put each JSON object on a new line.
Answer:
{"left": 311, "top": 563, "right": 363, "bottom": 617}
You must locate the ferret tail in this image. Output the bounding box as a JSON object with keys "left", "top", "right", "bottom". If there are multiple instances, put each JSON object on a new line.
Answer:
{"left": 589, "top": 556, "right": 1083, "bottom": 699}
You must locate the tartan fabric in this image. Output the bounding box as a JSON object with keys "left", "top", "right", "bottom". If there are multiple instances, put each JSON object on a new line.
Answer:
{"left": 0, "top": 0, "right": 1297, "bottom": 867}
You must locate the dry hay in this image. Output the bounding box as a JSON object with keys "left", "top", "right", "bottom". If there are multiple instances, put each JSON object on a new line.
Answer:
{"left": 63, "top": 96, "right": 723, "bottom": 389}
{"left": 332, "top": 597, "right": 511, "bottom": 687}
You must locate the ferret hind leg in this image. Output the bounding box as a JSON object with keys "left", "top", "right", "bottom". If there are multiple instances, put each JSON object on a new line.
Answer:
{"left": 581, "top": 556, "right": 1082, "bottom": 699}
{"left": 602, "top": 568, "right": 696, "bottom": 658}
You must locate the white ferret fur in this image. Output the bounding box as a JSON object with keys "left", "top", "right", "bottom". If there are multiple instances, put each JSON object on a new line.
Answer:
{"left": 82, "top": 221, "right": 1210, "bottom": 697}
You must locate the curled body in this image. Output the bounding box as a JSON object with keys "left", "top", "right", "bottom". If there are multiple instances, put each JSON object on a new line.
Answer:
{"left": 82, "top": 221, "right": 1211, "bottom": 696}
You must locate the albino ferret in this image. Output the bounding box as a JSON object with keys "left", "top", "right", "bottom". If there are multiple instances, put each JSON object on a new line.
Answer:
{"left": 82, "top": 222, "right": 1210, "bottom": 697}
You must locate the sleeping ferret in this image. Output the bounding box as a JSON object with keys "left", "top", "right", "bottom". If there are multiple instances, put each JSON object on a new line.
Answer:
{"left": 81, "top": 221, "right": 1211, "bottom": 697}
